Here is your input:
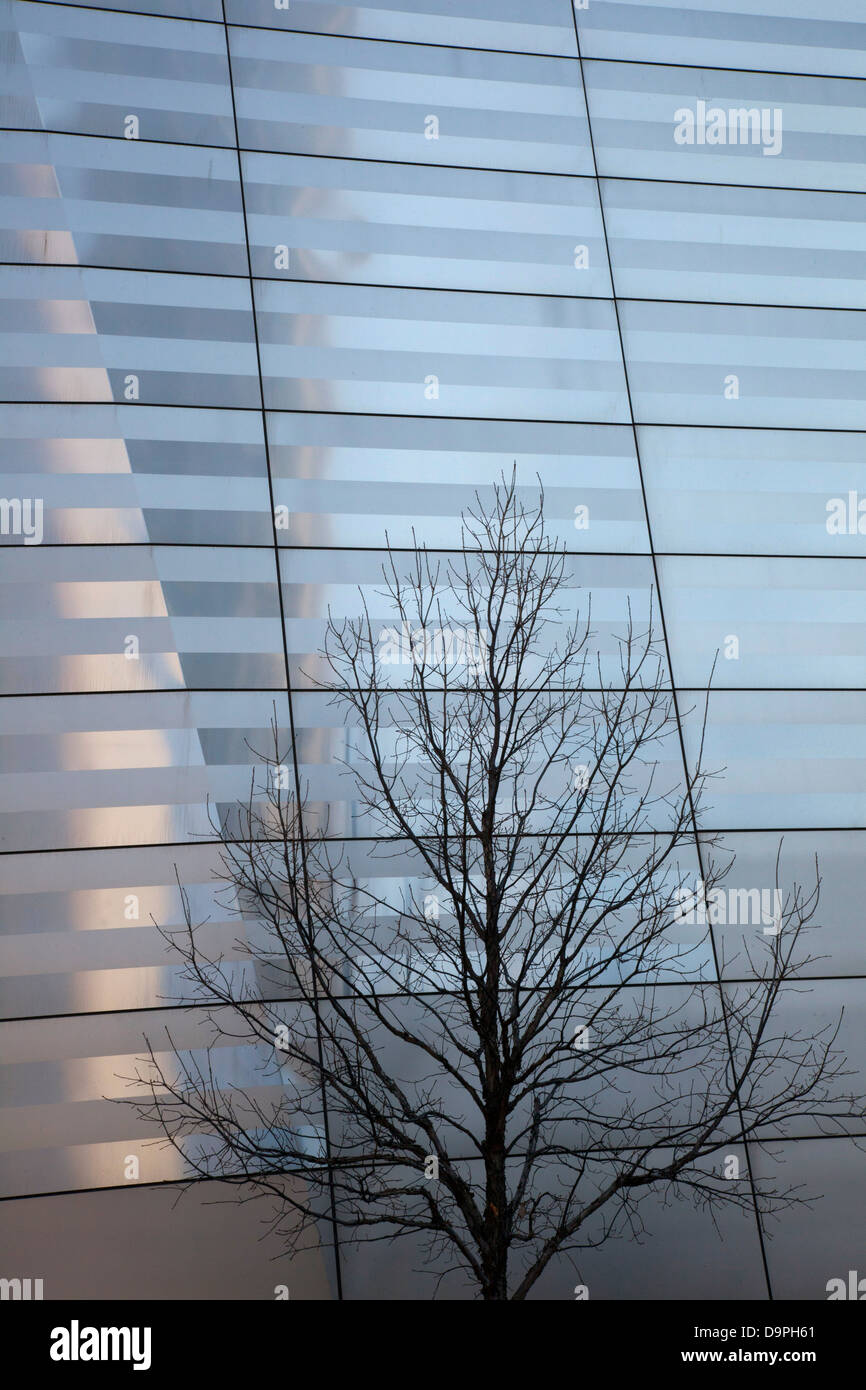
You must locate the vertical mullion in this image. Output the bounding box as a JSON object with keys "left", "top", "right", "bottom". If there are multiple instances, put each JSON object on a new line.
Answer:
{"left": 567, "top": 14, "right": 774, "bottom": 1301}
{"left": 218, "top": 6, "right": 344, "bottom": 1299}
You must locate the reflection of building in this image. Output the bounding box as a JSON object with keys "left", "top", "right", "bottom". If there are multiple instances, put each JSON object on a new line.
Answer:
{"left": 0, "top": 0, "right": 863, "bottom": 1300}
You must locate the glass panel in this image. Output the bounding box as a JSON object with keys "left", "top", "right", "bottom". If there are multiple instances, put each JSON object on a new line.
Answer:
{"left": 640, "top": 426, "right": 866, "bottom": 558}
{"left": 226, "top": 0, "right": 578, "bottom": 56}
{"left": 579, "top": 0, "right": 866, "bottom": 81}
{"left": 269, "top": 414, "right": 647, "bottom": 551}
{"left": 0, "top": 0, "right": 233, "bottom": 146}
{"left": 620, "top": 299, "right": 866, "bottom": 429}
{"left": 604, "top": 178, "right": 866, "bottom": 310}
{"left": 243, "top": 151, "right": 610, "bottom": 296}
{"left": 585, "top": 59, "right": 866, "bottom": 193}
{"left": 255, "top": 279, "right": 629, "bottom": 420}
{"left": 659, "top": 555, "right": 866, "bottom": 689}
{"left": 0, "top": 545, "right": 284, "bottom": 693}
{"left": 0, "top": 131, "right": 245, "bottom": 275}
{"left": 0, "top": 690, "right": 290, "bottom": 851}
{"left": 229, "top": 26, "right": 592, "bottom": 174}
{"left": 0, "top": 403, "right": 271, "bottom": 545}
{"left": 0, "top": 265, "right": 259, "bottom": 408}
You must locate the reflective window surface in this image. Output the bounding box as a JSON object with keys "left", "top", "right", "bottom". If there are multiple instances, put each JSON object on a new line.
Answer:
{"left": 0, "top": 1, "right": 234, "bottom": 146}
{"left": 0, "top": 131, "right": 246, "bottom": 274}
{"left": 243, "top": 153, "right": 610, "bottom": 296}
{"left": 0, "top": 265, "right": 259, "bottom": 406}
{"left": 225, "top": 0, "right": 579, "bottom": 56}
{"left": 1, "top": 0, "right": 863, "bottom": 1301}
{"left": 585, "top": 60, "right": 866, "bottom": 192}
{"left": 229, "top": 27, "right": 592, "bottom": 173}
{"left": 269, "top": 415, "right": 648, "bottom": 552}
{"left": 0, "top": 403, "right": 271, "bottom": 543}
{"left": 639, "top": 427, "right": 866, "bottom": 557}
{"left": 621, "top": 300, "right": 866, "bottom": 429}
{"left": 604, "top": 179, "right": 866, "bottom": 310}
{"left": 659, "top": 555, "right": 866, "bottom": 689}
{"left": 0, "top": 544, "right": 284, "bottom": 693}
{"left": 578, "top": 0, "right": 866, "bottom": 80}
{"left": 255, "top": 279, "right": 629, "bottom": 418}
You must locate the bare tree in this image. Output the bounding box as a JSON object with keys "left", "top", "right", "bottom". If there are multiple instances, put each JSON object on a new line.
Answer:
{"left": 123, "top": 476, "right": 863, "bottom": 1300}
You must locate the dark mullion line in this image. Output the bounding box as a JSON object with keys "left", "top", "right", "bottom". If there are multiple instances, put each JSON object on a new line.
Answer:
{"left": 7, "top": 253, "right": 866, "bottom": 318}
{"left": 571, "top": 7, "right": 777, "bottom": 1301}
{"left": 12, "top": 545, "right": 866, "bottom": 566}
{"left": 217, "top": 0, "right": 343, "bottom": 1298}
{"left": 6, "top": 825, "right": 866, "bottom": 860}
{"left": 0, "top": 686, "right": 683, "bottom": 700}
{"left": 4, "top": 122, "right": 866, "bottom": 202}
{"left": 6, "top": 1115, "right": 861, "bottom": 1208}
{"left": 8, "top": 397, "right": 866, "bottom": 433}
{"left": 5, "top": 398, "right": 866, "bottom": 433}
{"left": 570, "top": 50, "right": 866, "bottom": 85}
{"left": 5, "top": 119, "right": 866, "bottom": 211}
{"left": 4, "top": 967, "right": 865, "bottom": 1026}
{"left": 21, "top": 0, "right": 866, "bottom": 86}
{"left": 7, "top": 683, "right": 866, "bottom": 700}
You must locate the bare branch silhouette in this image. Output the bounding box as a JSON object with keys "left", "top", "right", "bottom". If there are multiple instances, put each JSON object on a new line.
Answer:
{"left": 118, "top": 475, "right": 863, "bottom": 1300}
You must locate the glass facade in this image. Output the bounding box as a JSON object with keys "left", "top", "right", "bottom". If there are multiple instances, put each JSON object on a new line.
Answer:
{"left": 1, "top": 0, "right": 864, "bottom": 1299}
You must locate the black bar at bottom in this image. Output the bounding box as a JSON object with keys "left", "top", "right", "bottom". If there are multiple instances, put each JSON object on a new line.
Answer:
{"left": 4, "top": 1298, "right": 862, "bottom": 1376}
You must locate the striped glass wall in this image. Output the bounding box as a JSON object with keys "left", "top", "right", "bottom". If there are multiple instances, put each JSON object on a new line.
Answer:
{"left": 0, "top": 0, "right": 864, "bottom": 1300}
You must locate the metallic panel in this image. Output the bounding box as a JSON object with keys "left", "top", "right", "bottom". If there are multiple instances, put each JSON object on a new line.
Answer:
{"left": 0, "top": 403, "right": 271, "bottom": 545}
{"left": 659, "top": 554, "right": 866, "bottom": 689}
{"left": 278, "top": 547, "right": 660, "bottom": 687}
